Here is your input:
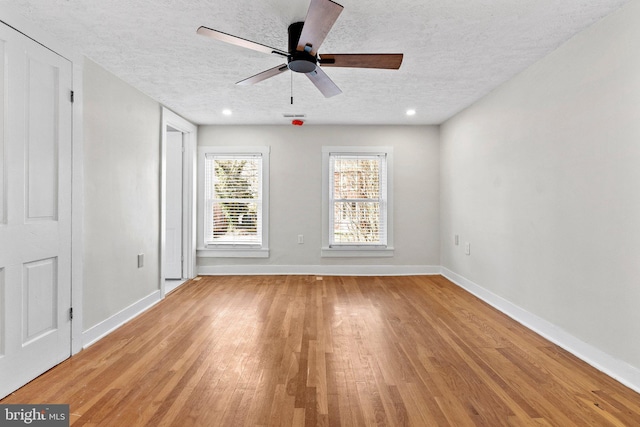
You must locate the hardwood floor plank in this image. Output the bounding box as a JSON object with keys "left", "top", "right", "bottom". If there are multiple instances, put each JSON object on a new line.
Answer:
{"left": 396, "top": 382, "right": 448, "bottom": 426}
{"left": 2, "top": 275, "right": 639, "bottom": 426}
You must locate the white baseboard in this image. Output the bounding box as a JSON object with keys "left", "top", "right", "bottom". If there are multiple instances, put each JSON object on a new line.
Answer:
{"left": 197, "top": 264, "right": 442, "bottom": 276}
{"left": 82, "top": 290, "right": 162, "bottom": 349}
{"left": 441, "top": 267, "right": 640, "bottom": 394}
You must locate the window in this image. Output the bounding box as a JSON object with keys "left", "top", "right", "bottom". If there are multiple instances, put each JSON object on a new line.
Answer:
{"left": 197, "top": 146, "right": 269, "bottom": 257}
{"left": 322, "top": 146, "right": 393, "bottom": 257}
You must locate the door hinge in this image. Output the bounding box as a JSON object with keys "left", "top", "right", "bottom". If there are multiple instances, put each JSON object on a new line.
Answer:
{"left": 70, "top": 90, "right": 75, "bottom": 103}
{"left": 69, "top": 307, "right": 73, "bottom": 320}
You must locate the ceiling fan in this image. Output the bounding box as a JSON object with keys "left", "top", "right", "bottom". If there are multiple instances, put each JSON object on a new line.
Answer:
{"left": 197, "top": 0, "right": 403, "bottom": 98}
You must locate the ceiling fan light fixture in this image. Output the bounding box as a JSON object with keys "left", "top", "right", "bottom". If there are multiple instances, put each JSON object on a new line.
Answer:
{"left": 288, "top": 57, "right": 317, "bottom": 73}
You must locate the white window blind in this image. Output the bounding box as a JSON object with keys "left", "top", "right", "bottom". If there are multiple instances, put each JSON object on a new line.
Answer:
{"left": 329, "top": 153, "right": 387, "bottom": 246}
{"left": 204, "top": 153, "right": 263, "bottom": 246}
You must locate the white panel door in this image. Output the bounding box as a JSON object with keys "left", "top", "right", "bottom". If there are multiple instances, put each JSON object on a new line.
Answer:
{"left": 0, "top": 22, "right": 72, "bottom": 399}
{"left": 165, "top": 131, "right": 183, "bottom": 279}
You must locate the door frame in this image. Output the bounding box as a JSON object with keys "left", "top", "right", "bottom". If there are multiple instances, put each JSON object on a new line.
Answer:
{"left": 160, "top": 108, "right": 197, "bottom": 297}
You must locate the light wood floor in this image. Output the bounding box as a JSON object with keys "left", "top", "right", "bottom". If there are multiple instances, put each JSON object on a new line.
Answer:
{"left": 2, "top": 275, "right": 640, "bottom": 426}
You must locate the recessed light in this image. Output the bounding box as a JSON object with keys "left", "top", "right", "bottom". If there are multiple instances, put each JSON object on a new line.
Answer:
{"left": 406, "top": 109, "right": 416, "bottom": 116}
{"left": 222, "top": 109, "right": 232, "bottom": 116}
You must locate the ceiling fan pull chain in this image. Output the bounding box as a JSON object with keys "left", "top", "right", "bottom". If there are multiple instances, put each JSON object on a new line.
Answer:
{"left": 291, "top": 72, "right": 294, "bottom": 105}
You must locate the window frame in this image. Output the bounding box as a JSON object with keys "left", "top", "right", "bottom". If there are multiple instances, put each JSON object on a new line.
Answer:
{"left": 197, "top": 146, "right": 270, "bottom": 258}
{"left": 321, "top": 146, "right": 394, "bottom": 258}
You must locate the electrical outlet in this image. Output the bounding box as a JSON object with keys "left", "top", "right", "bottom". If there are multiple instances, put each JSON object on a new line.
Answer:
{"left": 464, "top": 243, "right": 470, "bottom": 255}
{"left": 297, "top": 234, "right": 304, "bottom": 244}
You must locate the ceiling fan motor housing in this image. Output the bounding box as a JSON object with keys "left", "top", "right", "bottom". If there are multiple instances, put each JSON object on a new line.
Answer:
{"left": 288, "top": 22, "right": 317, "bottom": 73}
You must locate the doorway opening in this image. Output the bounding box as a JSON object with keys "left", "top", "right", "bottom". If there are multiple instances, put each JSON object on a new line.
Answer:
{"left": 161, "top": 108, "right": 197, "bottom": 297}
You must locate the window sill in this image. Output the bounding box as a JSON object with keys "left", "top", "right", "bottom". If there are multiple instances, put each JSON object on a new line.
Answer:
{"left": 197, "top": 248, "right": 269, "bottom": 258}
{"left": 321, "top": 247, "right": 394, "bottom": 258}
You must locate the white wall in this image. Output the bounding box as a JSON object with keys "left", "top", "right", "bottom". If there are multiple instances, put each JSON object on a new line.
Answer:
{"left": 83, "top": 58, "right": 162, "bottom": 330}
{"left": 198, "top": 125, "right": 440, "bottom": 274}
{"left": 441, "top": 0, "right": 640, "bottom": 376}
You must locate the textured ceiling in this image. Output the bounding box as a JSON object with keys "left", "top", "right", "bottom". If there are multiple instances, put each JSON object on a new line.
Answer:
{"left": 1, "top": 0, "right": 630, "bottom": 125}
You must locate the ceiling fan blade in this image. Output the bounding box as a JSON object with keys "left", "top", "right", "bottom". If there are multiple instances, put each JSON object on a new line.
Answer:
{"left": 236, "top": 64, "right": 289, "bottom": 86}
{"left": 305, "top": 66, "right": 342, "bottom": 98}
{"left": 319, "top": 53, "right": 404, "bottom": 69}
{"left": 197, "top": 26, "right": 288, "bottom": 57}
{"left": 297, "top": 0, "right": 344, "bottom": 56}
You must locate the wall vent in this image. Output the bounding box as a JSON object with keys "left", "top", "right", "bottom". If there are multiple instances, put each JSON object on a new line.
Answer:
{"left": 282, "top": 113, "right": 306, "bottom": 118}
